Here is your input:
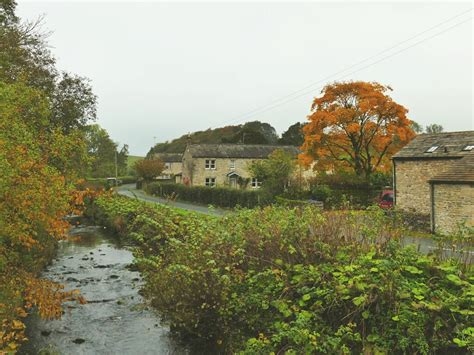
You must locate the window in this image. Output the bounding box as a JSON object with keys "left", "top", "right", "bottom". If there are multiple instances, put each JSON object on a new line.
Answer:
{"left": 229, "top": 160, "right": 235, "bottom": 169}
{"left": 164, "top": 162, "right": 171, "bottom": 169}
{"left": 426, "top": 146, "right": 439, "bottom": 153}
{"left": 205, "top": 177, "right": 216, "bottom": 187}
{"left": 251, "top": 178, "right": 262, "bottom": 189}
{"left": 462, "top": 145, "right": 474, "bottom": 151}
{"left": 205, "top": 159, "right": 216, "bottom": 169}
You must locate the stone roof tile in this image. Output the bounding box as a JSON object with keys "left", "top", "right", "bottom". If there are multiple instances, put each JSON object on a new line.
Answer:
{"left": 429, "top": 154, "right": 474, "bottom": 184}
{"left": 186, "top": 144, "right": 300, "bottom": 159}
{"left": 153, "top": 153, "right": 183, "bottom": 162}
{"left": 393, "top": 131, "right": 474, "bottom": 159}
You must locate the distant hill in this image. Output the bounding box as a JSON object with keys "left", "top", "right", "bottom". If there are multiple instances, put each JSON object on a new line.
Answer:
{"left": 146, "top": 121, "right": 281, "bottom": 157}
{"left": 127, "top": 155, "right": 144, "bottom": 174}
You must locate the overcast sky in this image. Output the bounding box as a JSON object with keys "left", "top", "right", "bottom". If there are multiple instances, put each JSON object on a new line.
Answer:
{"left": 18, "top": 1, "right": 473, "bottom": 156}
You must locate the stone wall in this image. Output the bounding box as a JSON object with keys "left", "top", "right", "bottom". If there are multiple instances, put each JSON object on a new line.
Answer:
{"left": 395, "top": 159, "right": 454, "bottom": 214}
{"left": 186, "top": 157, "right": 260, "bottom": 188}
{"left": 160, "top": 162, "right": 182, "bottom": 176}
{"left": 432, "top": 183, "right": 474, "bottom": 234}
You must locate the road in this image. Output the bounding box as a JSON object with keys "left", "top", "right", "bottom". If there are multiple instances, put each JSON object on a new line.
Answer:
{"left": 116, "top": 184, "right": 473, "bottom": 260}
{"left": 116, "top": 184, "right": 226, "bottom": 216}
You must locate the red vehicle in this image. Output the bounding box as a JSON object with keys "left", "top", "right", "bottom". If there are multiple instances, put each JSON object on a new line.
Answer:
{"left": 378, "top": 189, "right": 394, "bottom": 209}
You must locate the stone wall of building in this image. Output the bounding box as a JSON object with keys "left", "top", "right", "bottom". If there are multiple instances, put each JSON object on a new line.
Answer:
{"left": 186, "top": 157, "right": 260, "bottom": 188}
{"left": 180, "top": 150, "right": 316, "bottom": 189}
{"left": 395, "top": 159, "right": 454, "bottom": 214}
{"left": 157, "top": 161, "right": 182, "bottom": 181}
{"left": 432, "top": 183, "right": 474, "bottom": 234}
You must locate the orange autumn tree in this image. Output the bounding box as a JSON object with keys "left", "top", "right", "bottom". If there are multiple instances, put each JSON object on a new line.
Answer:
{"left": 301, "top": 81, "right": 415, "bottom": 177}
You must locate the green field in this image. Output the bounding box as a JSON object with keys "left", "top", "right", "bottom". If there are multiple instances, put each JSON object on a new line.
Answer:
{"left": 127, "top": 155, "right": 144, "bottom": 170}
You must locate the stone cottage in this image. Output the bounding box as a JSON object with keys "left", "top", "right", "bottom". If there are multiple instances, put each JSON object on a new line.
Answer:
{"left": 154, "top": 153, "right": 183, "bottom": 183}
{"left": 392, "top": 131, "right": 474, "bottom": 234}
{"left": 181, "top": 144, "right": 300, "bottom": 188}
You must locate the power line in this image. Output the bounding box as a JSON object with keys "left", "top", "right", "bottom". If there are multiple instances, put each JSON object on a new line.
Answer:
{"left": 218, "top": 8, "right": 473, "bottom": 126}
{"left": 224, "top": 16, "right": 472, "bottom": 123}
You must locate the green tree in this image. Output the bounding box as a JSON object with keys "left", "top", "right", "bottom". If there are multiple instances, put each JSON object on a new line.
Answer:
{"left": 279, "top": 122, "right": 306, "bottom": 146}
{"left": 410, "top": 121, "right": 423, "bottom": 134}
{"left": 0, "top": 0, "right": 17, "bottom": 25}
{"left": 83, "top": 124, "right": 128, "bottom": 178}
{"left": 248, "top": 149, "right": 296, "bottom": 195}
{"left": 51, "top": 72, "right": 97, "bottom": 132}
{"left": 425, "top": 124, "right": 443, "bottom": 134}
{"left": 222, "top": 121, "right": 279, "bottom": 144}
{"left": 0, "top": 2, "right": 95, "bottom": 350}
{"left": 0, "top": 4, "right": 96, "bottom": 134}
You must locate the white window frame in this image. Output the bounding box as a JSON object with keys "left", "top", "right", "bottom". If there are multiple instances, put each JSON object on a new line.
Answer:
{"left": 205, "top": 177, "right": 216, "bottom": 187}
{"left": 426, "top": 146, "right": 439, "bottom": 153}
{"left": 251, "top": 178, "right": 262, "bottom": 189}
{"left": 229, "top": 159, "right": 236, "bottom": 170}
{"left": 205, "top": 159, "right": 216, "bottom": 170}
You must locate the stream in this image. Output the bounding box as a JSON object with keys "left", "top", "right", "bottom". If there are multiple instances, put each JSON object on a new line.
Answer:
{"left": 19, "top": 224, "right": 187, "bottom": 355}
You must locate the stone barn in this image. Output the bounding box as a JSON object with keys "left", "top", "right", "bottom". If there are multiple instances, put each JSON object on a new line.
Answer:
{"left": 428, "top": 155, "right": 474, "bottom": 234}
{"left": 392, "top": 131, "right": 474, "bottom": 234}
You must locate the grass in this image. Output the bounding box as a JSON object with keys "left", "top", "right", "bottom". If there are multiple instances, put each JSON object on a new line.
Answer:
{"left": 127, "top": 155, "right": 144, "bottom": 170}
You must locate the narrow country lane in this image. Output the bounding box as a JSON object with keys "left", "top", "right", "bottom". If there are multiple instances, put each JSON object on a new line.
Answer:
{"left": 19, "top": 225, "right": 187, "bottom": 355}
{"left": 116, "top": 184, "right": 227, "bottom": 216}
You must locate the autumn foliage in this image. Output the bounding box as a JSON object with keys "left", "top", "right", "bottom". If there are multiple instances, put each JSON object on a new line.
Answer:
{"left": 134, "top": 158, "right": 165, "bottom": 182}
{"left": 301, "top": 81, "right": 416, "bottom": 177}
{"left": 1, "top": 2, "right": 97, "bottom": 351}
{"left": 0, "top": 82, "right": 91, "bottom": 352}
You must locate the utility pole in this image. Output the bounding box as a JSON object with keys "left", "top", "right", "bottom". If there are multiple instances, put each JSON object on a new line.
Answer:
{"left": 114, "top": 150, "right": 118, "bottom": 186}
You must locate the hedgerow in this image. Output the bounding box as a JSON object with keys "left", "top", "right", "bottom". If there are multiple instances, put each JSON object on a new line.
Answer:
{"left": 145, "top": 182, "right": 272, "bottom": 208}
{"left": 90, "top": 195, "right": 474, "bottom": 354}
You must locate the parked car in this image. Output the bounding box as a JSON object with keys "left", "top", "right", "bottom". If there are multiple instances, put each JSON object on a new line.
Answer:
{"left": 378, "top": 189, "right": 394, "bottom": 209}
{"left": 106, "top": 177, "right": 122, "bottom": 187}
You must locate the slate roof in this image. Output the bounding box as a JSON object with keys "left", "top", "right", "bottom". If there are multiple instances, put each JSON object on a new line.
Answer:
{"left": 186, "top": 144, "right": 300, "bottom": 159}
{"left": 429, "top": 154, "right": 474, "bottom": 184}
{"left": 393, "top": 131, "right": 474, "bottom": 159}
{"left": 154, "top": 153, "right": 183, "bottom": 162}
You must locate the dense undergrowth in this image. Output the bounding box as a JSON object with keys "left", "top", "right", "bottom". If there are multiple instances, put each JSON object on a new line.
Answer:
{"left": 89, "top": 194, "right": 474, "bottom": 354}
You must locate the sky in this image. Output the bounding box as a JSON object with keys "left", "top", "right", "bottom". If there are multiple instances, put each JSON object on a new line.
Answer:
{"left": 17, "top": 1, "right": 473, "bottom": 156}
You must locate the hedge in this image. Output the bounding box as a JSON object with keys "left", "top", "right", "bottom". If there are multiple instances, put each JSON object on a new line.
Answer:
{"left": 145, "top": 182, "right": 272, "bottom": 208}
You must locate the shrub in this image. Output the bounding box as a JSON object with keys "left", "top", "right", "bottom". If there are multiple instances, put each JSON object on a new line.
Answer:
{"left": 311, "top": 184, "right": 332, "bottom": 202}
{"left": 308, "top": 172, "right": 392, "bottom": 209}
{"left": 145, "top": 182, "right": 273, "bottom": 208}
{"left": 90, "top": 196, "right": 474, "bottom": 354}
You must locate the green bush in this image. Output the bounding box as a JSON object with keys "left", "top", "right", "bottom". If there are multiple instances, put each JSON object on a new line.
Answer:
{"left": 309, "top": 172, "right": 392, "bottom": 209}
{"left": 311, "top": 184, "right": 332, "bottom": 202}
{"left": 145, "top": 182, "right": 273, "bottom": 208}
{"left": 90, "top": 195, "right": 474, "bottom": 354}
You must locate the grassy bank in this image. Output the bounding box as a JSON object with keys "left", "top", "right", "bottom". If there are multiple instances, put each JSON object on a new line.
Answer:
{"left": 88, "top": 194, "right": 474, "bottom": 354}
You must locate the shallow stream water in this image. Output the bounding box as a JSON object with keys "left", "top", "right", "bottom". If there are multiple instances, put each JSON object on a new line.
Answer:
{"left": 19, "top": 225, "right": 187, "bottom": 355}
